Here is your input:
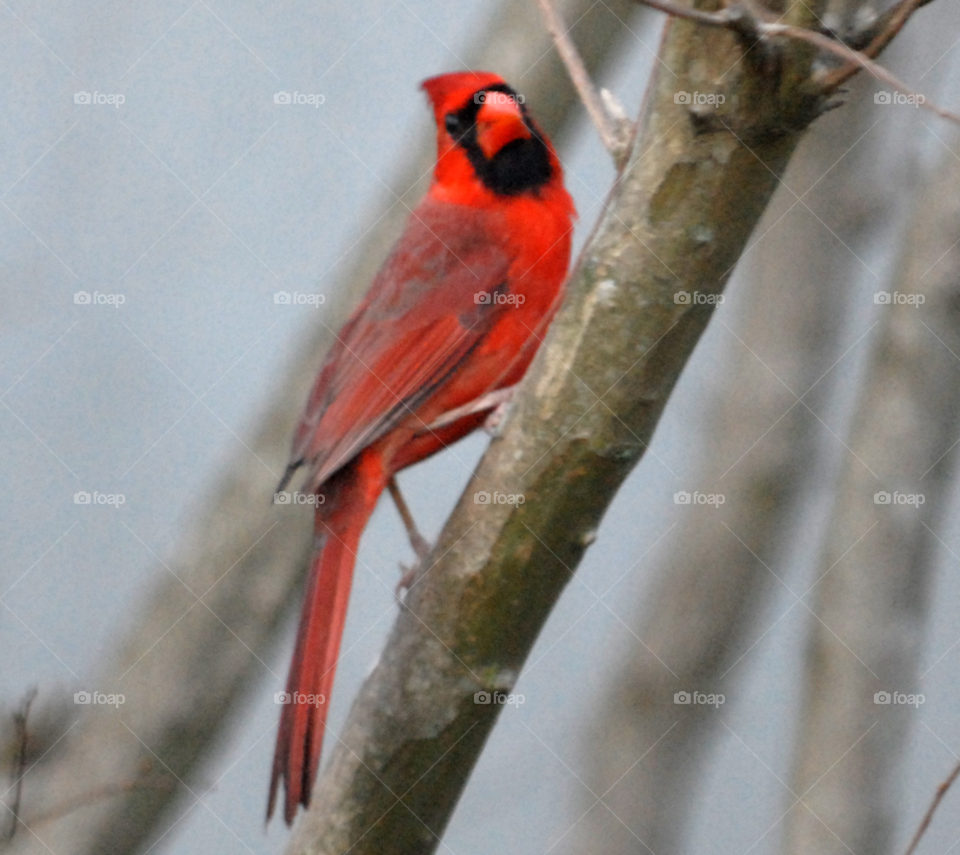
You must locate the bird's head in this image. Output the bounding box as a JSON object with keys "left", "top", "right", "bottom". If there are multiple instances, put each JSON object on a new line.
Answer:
{"left": 421, "top": 71, "right": 560, "bottom": 201}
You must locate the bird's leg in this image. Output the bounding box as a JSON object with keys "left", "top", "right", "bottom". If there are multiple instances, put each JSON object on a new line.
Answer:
{"left": 482, "top": 386, "right": 517, "bottom": 436}
{"left": 387, "top": 477, "right": 431, "bottom": 559}
{"left": 387, "top": 477, "right": 431, "bottom": 596}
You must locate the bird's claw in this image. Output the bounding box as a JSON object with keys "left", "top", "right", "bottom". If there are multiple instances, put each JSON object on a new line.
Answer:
{"left": 395, "top": 536, "right": 432, "bottom": 600}
{"left": 483, "top": 391, "right": 515, "bottom": 436}
{"left": 395, "top": 561, "right": 419, "bottom": 599}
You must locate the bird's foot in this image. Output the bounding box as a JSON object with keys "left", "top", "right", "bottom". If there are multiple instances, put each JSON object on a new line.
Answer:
{"left": 483, "top": 392, "right": 515, "bottom": 436}
{"left": 395, "top": 535, "right": 432, "bottom": 598}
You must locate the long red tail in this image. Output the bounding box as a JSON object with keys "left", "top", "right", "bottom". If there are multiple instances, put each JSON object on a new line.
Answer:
{"left": 268, "top": 455, "right": 384, "bottom": 824}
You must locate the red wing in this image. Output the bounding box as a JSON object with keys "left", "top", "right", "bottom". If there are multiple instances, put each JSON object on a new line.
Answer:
{"left": 287, "top": 199, "right": 512, "bottom": 490}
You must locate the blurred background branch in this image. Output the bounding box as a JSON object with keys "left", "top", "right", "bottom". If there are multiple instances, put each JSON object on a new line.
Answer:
{"left": 784, "top": 122, "right": 960, "bottom": 855}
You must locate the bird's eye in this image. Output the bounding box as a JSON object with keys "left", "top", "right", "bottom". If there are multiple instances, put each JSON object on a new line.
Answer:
{"left": 444, "top": 114, "right": 461, "bottom": 135}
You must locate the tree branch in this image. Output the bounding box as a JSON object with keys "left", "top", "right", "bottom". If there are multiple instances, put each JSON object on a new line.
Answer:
{"left": 904, "top": 759, "right": 960, "bottom": 855}
{"left": 825, "top": 0, "right": 936, "bottom": 84}
{"left": 4, "top": 689, "right": 37, "bottom": 841}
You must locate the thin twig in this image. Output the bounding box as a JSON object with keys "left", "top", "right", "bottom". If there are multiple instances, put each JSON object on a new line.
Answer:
{"left": 769, "top": 23, "right": 960, "bottom": 123}
{"left": 904, "top": 759, "right": 960, "bottom": 855}
{"left": 6, "top": 687, "right": 38, "bottom": 841}
{"left": 631, "top": 0, "right": 960, "bottom": 126}
{"left": 844, "top": 0, "right": 935, "bottom": 51}
{"left": 635, "top": 0, "right": 730, "bottom": 25}
{"left": 822, "top": 0, "right": 926, "bottom": 87}
{"left": 826, "top": 0, "right": 934, "bottom": 90}
{"left": 536, "top": 0, "right": 630, "bottom": 164}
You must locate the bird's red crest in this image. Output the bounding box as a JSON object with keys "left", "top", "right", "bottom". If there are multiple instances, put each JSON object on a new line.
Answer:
{"left": 421, "top": 71, "right": 505, "bottom": 120}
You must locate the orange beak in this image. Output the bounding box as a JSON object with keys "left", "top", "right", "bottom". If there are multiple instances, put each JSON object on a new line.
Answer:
{"left": 475, "top": 95, "right": 531, "bottom": 159}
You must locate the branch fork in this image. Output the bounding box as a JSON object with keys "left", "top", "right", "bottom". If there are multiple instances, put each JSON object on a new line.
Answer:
{"left": 633, "top": 0, "right": 960, "bottom": 124}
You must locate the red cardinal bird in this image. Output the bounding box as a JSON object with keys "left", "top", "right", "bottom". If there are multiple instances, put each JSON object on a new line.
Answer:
{"left": 268, "top": 71, "right": 575, "bottom": 823}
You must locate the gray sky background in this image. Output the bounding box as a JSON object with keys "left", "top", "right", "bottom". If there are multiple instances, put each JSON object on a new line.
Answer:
{"left": 4, "top": 2, "right": 960, "bottom": 853}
